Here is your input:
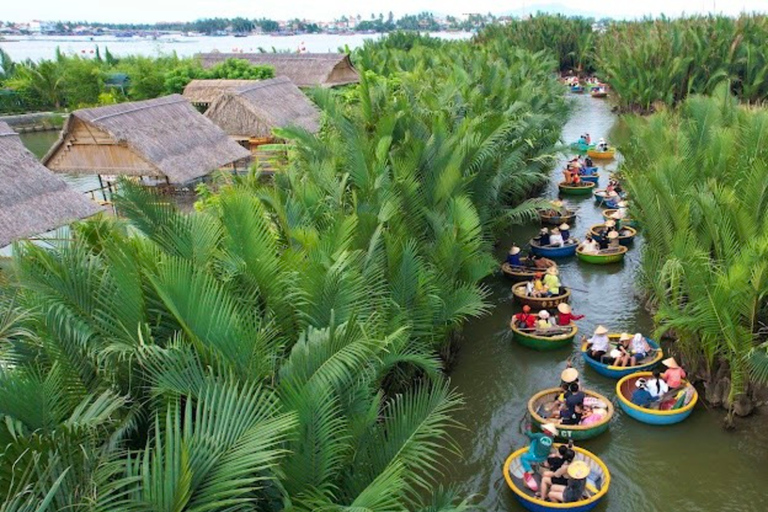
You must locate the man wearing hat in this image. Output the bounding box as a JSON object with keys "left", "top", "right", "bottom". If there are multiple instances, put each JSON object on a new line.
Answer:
{"left": 584, "top": 325, "right": 611, "bottom": 362}
{"left": 520, "top": 423, "right": 558, "bottom": 491}
{"left": 559, "top": 223, "right": 571, "bottom": 243}
{"left": 506, "top": 244, "right": 522, "bottom": 267}
{"left": 661, "top": 357, "right": 687, "bottom": 389}
{"left": 555, "top": 303, "right": 584, "bottom": 326}
{"left": 548, "top": 460, "right": 590, "bottom": 503}
{"left": 513, "top": 305, "right": 536, "bottom": 329}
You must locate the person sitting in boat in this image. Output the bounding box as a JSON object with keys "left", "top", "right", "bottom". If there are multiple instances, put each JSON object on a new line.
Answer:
{"left": 579, "top": 236, "right": 600, "bottom": 255}
{"left": 520, "top": 423, "right": 558, "bottom": 491}
{"left": 513, "top": 305, "right": 537, "bottom": 329}
{"left": 597, "top": 138, "right": 609, "bottom": 152}
{"left": 536, "top": 228, "right": 551, "bottom": 247}
{"left": 613, "top": 333, "right": 633, "bottom": 367}
{"left": 585, "top": 133, "right": 591, "bottom": 144}
{"left": 531, "top": 273, "right": 547, "bottom": 297}
{"left": 584, "top": 156, "right": 594, "bottom": 167}
{"left": 580, "top": 404, "right": 608, "bottom": 426}
{"left": 646, "top": 368, "right": 669, "bottom": 400}
{"left": 584, "top": 325, "right": 611, "bottom": 362}
{"left": 543, "top": 267, "right": 561, "bottom": 296}
{"left": 506, "top": 245, "right": 522, "bottom": 267}
{"left": 556, "top": 303, "right": 584, "bottom": 326}
{"left": 571, "top": 173, "right": 583, "bottom": 186}
{"left": 628, "top": 333, "right": 652, "bottom": 366}
{"left": 607, "top": 230, "right": 621, "bottom": 249}
{"left": 630, "top": 378, "right": 654, "bottom": 407}
{"left": 536, "top": 310, "right": 554, "bottom": 330}
{"left": 559, "top": 382, "right": 585, "bottom": 425}
{"left": 577, "top": 134, "right": 587, "bottom": 145}
{"left": 559, "top": 223, "right": 571, "bottom": 242}
{"left": 662, "top": 358, "right": 687, "bottom": 389}
{"left": 537, "top": 447, "right": 575, "bottom": 500}
{"left": 549, "top": 228, "right": 564, "bottom": 247}
{"left": 597, "top": 219, "right": 617, "bottom": 239}
{"left": 560, "top": 367, "right": 580, "bottom": 390}
{"left": 548, "top": 459, "right": 590, "bottom": 503}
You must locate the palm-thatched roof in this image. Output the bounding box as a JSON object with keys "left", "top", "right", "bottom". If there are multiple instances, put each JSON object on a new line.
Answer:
{"left": 182, "top": 79, "right": 260, "bottom": 106}
{"left": 196, "top": 53, "right": 359, "bottom": 88}
{"left": 0, "top": 121, "right": 101, "bottom": 248}
{"left": 43, "top": 95, "right": 251, "bottom": 184}
{"left": 202, "top": 77, "right": 320, "bottom": 139}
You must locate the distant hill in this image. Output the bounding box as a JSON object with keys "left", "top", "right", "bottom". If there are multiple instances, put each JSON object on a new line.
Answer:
{"left": 501, "top": 3, "right": 606, "bottom": 20}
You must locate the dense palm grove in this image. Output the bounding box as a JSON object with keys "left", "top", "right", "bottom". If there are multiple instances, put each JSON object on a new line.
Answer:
{"left": 0, "top": 33, "right": 568, "bottom": 508}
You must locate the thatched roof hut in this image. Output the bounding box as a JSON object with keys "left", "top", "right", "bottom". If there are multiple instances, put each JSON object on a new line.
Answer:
{"left": 202, "top": 77, "right": 320, "bottom": 140}
{"left": 182, "top": 79, "right": 259, "bottom": 107}
{"left": 0, "top": 121, "right": 100, "bottom": 248}
{"left": 196, "top": 53, "right": 359, "bottom": 88}
{"left": 43, "top": 95, "right": 251, "bottom": 184}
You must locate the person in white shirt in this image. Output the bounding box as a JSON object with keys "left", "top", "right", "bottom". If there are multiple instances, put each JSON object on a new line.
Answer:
{"left": 549, "top": 228, "right": 565, "bottom": 247}
{"left": 578, "top": 237, "right": 600, "bottom": 255}
{"left": 584, "top": 325, "right": 611, "bottom": 362}
{"left": 646, "top": 369, "right": 669, "bottom": 399}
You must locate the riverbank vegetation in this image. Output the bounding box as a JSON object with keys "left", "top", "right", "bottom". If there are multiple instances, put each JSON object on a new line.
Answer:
{"left": 0, "top": 33, "right": 568, "bottom": 508}
{"left": 620, "top": 88, "right": 768, "bottom": 417}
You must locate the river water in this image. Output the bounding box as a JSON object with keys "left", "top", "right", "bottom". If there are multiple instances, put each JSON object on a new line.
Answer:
{"left": 17, "top": 90, "right": 768, "bottom": 512}
{"left": 441, "top": 94, "right": 768, "bottom": 512}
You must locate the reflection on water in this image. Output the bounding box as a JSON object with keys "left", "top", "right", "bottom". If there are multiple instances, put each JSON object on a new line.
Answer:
{"left": 441, "top": 94, "right": 768, "bottom": 512}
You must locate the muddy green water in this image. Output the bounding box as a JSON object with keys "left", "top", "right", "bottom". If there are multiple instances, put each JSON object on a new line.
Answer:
{"left": 18, "top": 97, "right": 768, "bottom": 511}
{"left": 442, "top": 94, "right": 768, "bottom": 512}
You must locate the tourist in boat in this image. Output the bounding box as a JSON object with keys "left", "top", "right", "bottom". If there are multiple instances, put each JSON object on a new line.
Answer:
{"left": 580, "top": 404, "right": 608, "bottom": 425}
{"left": 559, "top": 381, "right": 585, "bottom": 425}
{"left": 585, "top": 133, "right": 591, "bottom": 144}
{"left": 531, "top": 272, "right": 547, "bottom": 297}
{"left": 556, "top": 303, "right": 584, "bottom": 326}
{"left": 548, "top": 460, "right": 590, "bottom": 503}
{"left": 629, "top": 332, "right": 652, "bottom": 366}
{"left": 559, "top": 223, "right": 571, "bottom": 242}
{"left": 584, "top": 155, "right": 594, "bottom": 167}
{"left": 543, "top": 267, "right": 562, "bottom": 296}
{"left": 536, "top": 228, "right": 551, "bottom": 247}
{"left": 506, "top": 245, "right": 522, "bottom": 267}
{"left": 597, "top": 219, "right": 616, "bottom": 240}
{"left": 613, "top": 333, "right": 634, "bottom": 367}
{"left": 520, "top": 423, "right": 558, "bottom": 490}
{"left": 549, "top": 228, "right": 564, "bottom": 247}
{"left": 662, "top": 358, "right": 687, "bottom": 389}
{"left": 630, "top": 378, "right": 654, "bottom": 407}
{"left": 597, "top": 138, "right": 609, "bottom": 152}
{"left": 584, "top": 325, "right": 611, "bottom": 362}
{"left": 578, "top": 236, "right": 600, "bottom": 255}
{"left": 607, "top": 230, "right": 621, "bottom": 249}
{"left": 513, "top": 305, "right": 537, "bottom": 329}
{"left": 536, "top": 310, "right": 553, "bottom": 330}
{"left": 560, "top": 367, "right": 580, "bottom": 390}
{"left": 537, "top": 447, "right": 575, "bottom": 500}
{"left": 646, "top": 368, "right": 670, "bottom": 400}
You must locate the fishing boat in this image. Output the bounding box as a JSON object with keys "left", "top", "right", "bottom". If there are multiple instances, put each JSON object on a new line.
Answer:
{"left": 569, "top": 141, "right": 595, "bottom": 153}
{"left": 602, "top": 209, "right": 638, "bottom": 228}
{"left": 528, "top": 388, "right": 614, "bottom": 440}
{"left": 501, "top": 260, "right": 538, "bottom": 281}
{"left": 576, "top": 246, "right": 628, "bottom": 264}
{"left": 589, "top": 225, "right": 637, "bottom": 246}
{"left": 581, "top": 335, "right": 664, "bottom": 379}
{"left": 587, "top": 148, "right": 616, "bottom": 159}
{"left": 510, "top": 322, "right": 578, "bottom": 351}
{"left": 504, "top": 445, "right": 610, "bottom": 512}
{"left": 511, "top": 282, "right": 571, "bottom": 309}
{"left": 529, "top": 238, "right": 579, "bottom": 258}
{"left": 558, "top": 181, "right": 596, "bottom": 196}
{"left": 616, "top": 372, "right": 698, "bottom": 425}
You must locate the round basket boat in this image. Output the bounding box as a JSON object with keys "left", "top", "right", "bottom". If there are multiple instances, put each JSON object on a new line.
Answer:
{"left": 559, "top": 181, "right": 596, "bottom": 196}
{"left": 528, "top": 388, "right": 614, "bottom": 440}
{"left": 511, "top": 282, "right": 571, "bottom": 309}
{"left": 602, "top": 209, "right": 638, "bottom": 228}
{"left": 589, "top": 225, "right": 637, "bottom": 246}
{"left": 590, "top": 90, "right": 608, "bottom": 98}
{"left": 529, "top": 239, "right": 579, "bottom": 258}
{"left": 587, "top": 148, "right": 616, "bottom": 160}
{"left": 581, "top": 335, "right": 663, "bottom": 379}
{"left": 580, "top": 174, "right": 599, "bottom": 185}
{"left": 576, "top": 246, "right": 627, "bottom": 264}
{"left": 593, "top": 189, "right": 620, "bottom": 205}
{"left": 510, "top": 321, "right": 578, "bottom": 351}
{"left": 504, "top": 445, "right": 610, "bottom": 512}
{"left": 539, "top": 209, "right": 576, "bottom": 226}
{"left": 569, "top": 142, "right": 595, "bottom": 153}
{"left": 571, "top": 85, "right": 584, "bottom": 93}
{"left": 501, "top": 260, "right": 539, "bottom": 281}
{"left": 616, "top": 372, "right": 698, "bottom": 425}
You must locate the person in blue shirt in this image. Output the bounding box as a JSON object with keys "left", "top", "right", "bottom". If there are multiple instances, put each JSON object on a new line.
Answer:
{"left": 506, "top": 245, "right": 522, "bottom": 267}
{"left": 520, "top": 423, "right": 558, "bottom": 491}
{"left": 559, "top": 223, "right": 571, "bottom": 243}
{"left": 631, "top": 378, "right": 654, "bottom": 408}
{"left": 537, "top": 228, "right": 551, "bottom": 247}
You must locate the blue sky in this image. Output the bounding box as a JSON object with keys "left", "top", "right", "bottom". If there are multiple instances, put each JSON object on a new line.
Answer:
{"left": 5, "top": 0, "right": 766, "bottom": 23}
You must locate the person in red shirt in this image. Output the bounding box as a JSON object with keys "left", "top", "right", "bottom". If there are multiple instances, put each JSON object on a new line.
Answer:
{"left": 661, "top": 358, "right": 687, "bottom": 388}
{"left": 513, "top": 305, "right": 536, "bottom": 329}
{"left": 555, "top": 303, "right": 584, "bottom": 326}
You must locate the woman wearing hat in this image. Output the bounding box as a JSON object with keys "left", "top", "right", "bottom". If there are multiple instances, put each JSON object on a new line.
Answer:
{"left": 506, "top": 244, "right": 522, "bottom": 267}
{"left": 537, "top": 447, "right": 576, "bottom": 500}
{"left": 555, "top": 303, "right": 584, "bottom": 326}
{"left": 584, "top": 325, "right": 611, "bottom": 362}
{"left": 543, "top": 267, "right": 562, "bottom": 296}
{"left": 607, "top": 230, "right": 621, "bottom": 249}
{"left": 513, "top": 305, "right": 536, "bottom": 329}
{"left": 548, "top": 460, "right": 590, "bottom": 503}
{"left": 536, "top": 310, "right": 553, "bottom": 330}
{"left": 520, "top": 423, "right": 558, "bottom": 491}
{"left": 661, "top": 357, "right": 687, "bottom": 389}
{"left": 559, "top": 223, "right": 571, "bottom": 242}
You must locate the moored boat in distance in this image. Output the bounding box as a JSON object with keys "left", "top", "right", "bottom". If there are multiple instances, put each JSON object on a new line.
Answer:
{"left": 510, "top": 321, "right": 578, "bottom": 351}
{"left": 528, "top": 387, "right": 614, "bottom": 439}
{"left": 616, "top": 372, "right": 698, "bottom": 425}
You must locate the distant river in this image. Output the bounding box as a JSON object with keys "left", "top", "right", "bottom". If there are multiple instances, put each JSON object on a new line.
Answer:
{"left": 0, "top": 32, "right": 472, "bottom": 62}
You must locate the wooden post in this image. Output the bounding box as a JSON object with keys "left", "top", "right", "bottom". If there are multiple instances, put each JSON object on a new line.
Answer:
{"left": 97, "top": 175, "right": 108, "bottom": 202}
